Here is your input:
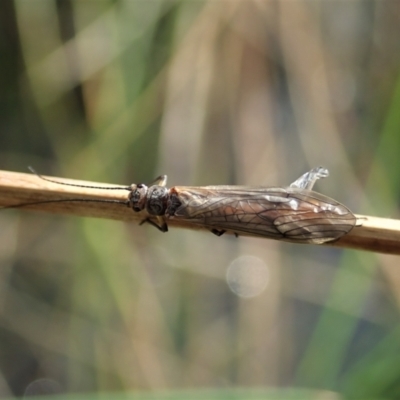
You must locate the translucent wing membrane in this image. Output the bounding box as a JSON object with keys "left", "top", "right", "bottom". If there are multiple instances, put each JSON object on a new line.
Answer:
{"left": 166, "top": 186, "right": 356, "bottom": 243}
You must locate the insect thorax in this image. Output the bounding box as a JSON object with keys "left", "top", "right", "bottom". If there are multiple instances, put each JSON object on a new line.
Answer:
{"left": 146, "top": 186, "right": 169, "bottom": 216}
{"left": 165, "top": 190, "right": 182, "bottom": 217}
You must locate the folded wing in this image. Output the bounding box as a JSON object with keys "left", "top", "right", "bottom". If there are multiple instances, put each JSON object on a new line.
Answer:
{"left": 168, "top": 186, "right": 356, "bottom": 243}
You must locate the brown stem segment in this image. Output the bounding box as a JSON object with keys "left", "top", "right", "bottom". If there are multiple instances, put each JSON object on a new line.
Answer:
{"left": 0, "top": 170, "right": 398, "bottom": 255}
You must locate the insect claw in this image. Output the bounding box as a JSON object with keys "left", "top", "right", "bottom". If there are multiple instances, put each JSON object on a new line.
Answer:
{"left": 211, "top": 229, "right": 226, "bottom": 237}
{"left": 139, "top": 218, "right": 168, "bottom": 232}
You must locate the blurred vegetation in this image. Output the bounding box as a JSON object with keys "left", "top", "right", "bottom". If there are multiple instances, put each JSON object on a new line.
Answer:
{"left": 1, "top": 1, "right": 400, "bottom": 399}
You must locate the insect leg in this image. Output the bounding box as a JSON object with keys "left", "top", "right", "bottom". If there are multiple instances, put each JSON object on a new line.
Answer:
{"left": 149, "top": 175, "right": 168, "bottom": 187}
{"left": 211, "top": 229, "right": 226, "bottom": 237}
{"left": 289, "top": 167, "right": 329, "bottom": 190}
{"left": 139, "top": 217, "right": 168, "bottom": 232}
{"left": 211, "top": 229, "right": 239, "bottom": 238}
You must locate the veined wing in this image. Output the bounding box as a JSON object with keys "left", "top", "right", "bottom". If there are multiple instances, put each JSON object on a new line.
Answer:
{"left": 167, "top": 186, "right": 356, "bottom": 244}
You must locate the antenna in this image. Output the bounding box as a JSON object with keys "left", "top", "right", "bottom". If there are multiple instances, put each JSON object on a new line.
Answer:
{"left": 4, "top": 198, "right": 129, "bottom": 210}
{"left": 28, "top": 166, "right": 132, "bottom": 191}
{"left": 1, "top": 167, "right": 133, "bottom": 210}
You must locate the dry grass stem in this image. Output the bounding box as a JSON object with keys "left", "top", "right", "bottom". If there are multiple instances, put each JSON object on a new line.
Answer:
{"left": 0, "top": 170, "right": 399, "bottom": 255}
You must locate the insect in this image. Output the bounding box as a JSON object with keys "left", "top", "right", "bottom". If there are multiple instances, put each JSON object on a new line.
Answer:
{"left": 26, "top": 166, "right": 357, "bottom": 244}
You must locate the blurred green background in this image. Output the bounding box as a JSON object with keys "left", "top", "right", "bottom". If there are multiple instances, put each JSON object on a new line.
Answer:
{"left": 1, "top": 1, "right": 400, "bottom": 399}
